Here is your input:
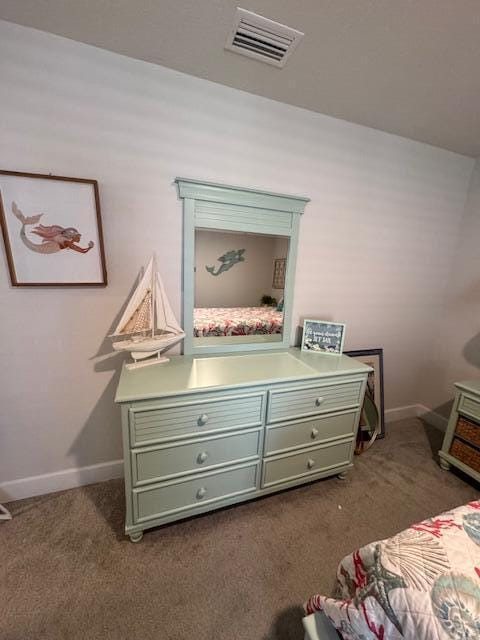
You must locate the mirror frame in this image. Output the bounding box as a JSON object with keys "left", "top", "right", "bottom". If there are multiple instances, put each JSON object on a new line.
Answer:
{"left": 175, "top": 177, "right": 309, "bottom": 355}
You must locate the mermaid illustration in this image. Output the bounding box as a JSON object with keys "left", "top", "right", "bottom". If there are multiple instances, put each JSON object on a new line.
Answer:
{"left": 11, "top": 201, "right": 94, "bottom": 254}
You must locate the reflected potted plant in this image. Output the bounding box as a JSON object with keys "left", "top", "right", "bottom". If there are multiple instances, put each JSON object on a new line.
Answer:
{"left": 261, "top": 294, "right": 277, "bottom": 307}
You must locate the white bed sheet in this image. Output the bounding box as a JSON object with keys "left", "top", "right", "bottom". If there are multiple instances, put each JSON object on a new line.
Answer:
{"left": 303, "top": 612, "right": 339, "bottom": 640}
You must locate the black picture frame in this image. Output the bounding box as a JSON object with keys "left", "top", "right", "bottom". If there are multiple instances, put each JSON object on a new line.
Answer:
{"left": 345, "top": 348, "right": 385, "bottom": 439}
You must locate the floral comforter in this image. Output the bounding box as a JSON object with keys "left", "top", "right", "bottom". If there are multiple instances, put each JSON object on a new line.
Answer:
{"left": 193, "top": 307, "right": 283, "bottom": 337}
{"left": 305, "top": 501, "right": 480, "bottom": 639}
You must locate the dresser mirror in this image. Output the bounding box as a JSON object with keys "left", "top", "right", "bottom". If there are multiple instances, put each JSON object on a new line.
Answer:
{"left": 175, "top": 178, "right": 309, "bottom": 355}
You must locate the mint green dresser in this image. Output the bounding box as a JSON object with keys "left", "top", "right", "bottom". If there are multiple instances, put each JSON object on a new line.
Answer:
{"left": 115, "top": 349, "right": 371, "bottom": 541}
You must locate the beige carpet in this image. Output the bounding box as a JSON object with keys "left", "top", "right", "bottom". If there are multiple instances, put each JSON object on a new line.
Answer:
{"left": 1, "top": 418, "right": 478, "bottom": 640}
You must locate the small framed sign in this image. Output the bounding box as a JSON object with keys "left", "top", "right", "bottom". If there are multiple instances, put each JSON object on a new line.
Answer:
{"left": 301, "top": 319, "right": 346, "bottom": 355}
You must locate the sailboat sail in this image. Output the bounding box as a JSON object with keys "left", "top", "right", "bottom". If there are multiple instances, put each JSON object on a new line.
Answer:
{"left": 155, "top": 272, "right": 183, "bottom": 335}
{"left": 121, "top": 290, "right": 152, "bottom": 334}
{"left": 112, "top": 257, "right": 154, "bottom": 336}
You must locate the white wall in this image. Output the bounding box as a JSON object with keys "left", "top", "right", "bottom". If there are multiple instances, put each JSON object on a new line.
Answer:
{"left": 419, "top": 158, "right": 480, "bottom": 417}
{"left": 0, "top": 20, "right": 474, "bottom": 498}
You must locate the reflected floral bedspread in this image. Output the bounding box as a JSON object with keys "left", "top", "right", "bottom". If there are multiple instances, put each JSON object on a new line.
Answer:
{"left": 194, "top": 306, "right": 283, "bottom": 337}
{"left": 304, "top": 501, "right": 480, "bottom": 639}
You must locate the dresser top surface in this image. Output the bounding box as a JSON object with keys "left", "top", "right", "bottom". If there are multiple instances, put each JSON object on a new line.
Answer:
{"left": 115, "top": 348, "right": 371, "bottom": 403}
{"left": 455, "top": 380, "right": 480, "bottom": 395}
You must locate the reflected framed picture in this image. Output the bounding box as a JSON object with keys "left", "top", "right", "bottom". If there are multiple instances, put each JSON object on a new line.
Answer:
{"left": 272, "top": 258, "right": 286, "bottom": 289}
{"left": 0, "top": 170, "right": 107, "bottom": 286}
{"left": 345, "top": 348, "right": 385, "bottom": 439}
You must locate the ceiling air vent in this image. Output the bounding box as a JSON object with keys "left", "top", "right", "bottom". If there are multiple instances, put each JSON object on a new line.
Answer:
{"left": 225, "top": 8, "right": 304, "bottom": 68}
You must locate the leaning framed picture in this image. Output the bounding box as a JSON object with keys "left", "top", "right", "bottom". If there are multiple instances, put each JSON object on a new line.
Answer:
{"left": 0, "top": 170, "right": 107, "bottom": 286}
{"left": 345, "top": 348, "right": 385, "bottom": 439}
{"left": 301, "top": 319, "right": 346, "bottom": 355}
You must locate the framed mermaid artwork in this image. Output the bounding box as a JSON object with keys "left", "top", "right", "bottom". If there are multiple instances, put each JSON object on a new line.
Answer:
{"left": 0, "top": 170, "right": 107, "bottom": 286}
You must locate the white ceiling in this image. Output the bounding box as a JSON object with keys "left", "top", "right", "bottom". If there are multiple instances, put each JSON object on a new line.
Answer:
{"left": 1, "top": 0, "right": 480, "bottom": 157}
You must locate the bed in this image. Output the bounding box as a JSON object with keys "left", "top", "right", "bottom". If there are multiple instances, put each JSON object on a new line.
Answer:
{"left": 303, "top": 501, "right": 480, "bottom": 639}
{"left": 193, "top": 306, "right": 283, "bottom": 337}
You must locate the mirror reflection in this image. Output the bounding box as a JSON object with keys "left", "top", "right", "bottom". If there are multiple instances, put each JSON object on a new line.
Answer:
{"left": 194, "top": 229, "right": 289, "bottom": 341}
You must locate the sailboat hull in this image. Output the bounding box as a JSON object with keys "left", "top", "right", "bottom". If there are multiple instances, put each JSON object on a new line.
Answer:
{"left": 113, "top": 332, "right": 185, "bottom": 368}
{"left": 130, "top": 349, "right": 161, "bottom": 360}
{"left": 112, "top": 332, "right": 185, "bottom": 354}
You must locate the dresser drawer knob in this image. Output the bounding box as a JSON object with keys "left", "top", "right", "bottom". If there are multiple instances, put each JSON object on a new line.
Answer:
{"left": 198, "top": 413, "right": 209, "bottom": 426}
{"left": 197, "top": 451, "right": 208, "bottom": 464}
{"left": 311, "top": 428, "right": 319, "bottom": 439}
{"left": 315, "top": 397, "right": 324, "bottom": 406}
{"left": 307, "top": 459, "right": 315, "bottom": 469}
{"left": 196, "top": 487, "right": 207, "bottom": 499}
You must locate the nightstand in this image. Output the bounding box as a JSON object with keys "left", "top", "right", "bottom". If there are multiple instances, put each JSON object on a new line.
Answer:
{"left": 439, "top": 380, "right": 480, "bottom": 483}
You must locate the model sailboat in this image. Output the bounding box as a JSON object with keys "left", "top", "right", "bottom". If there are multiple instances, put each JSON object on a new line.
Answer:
{"left": 111, "top": 255, "right": 185, "bottom": 369}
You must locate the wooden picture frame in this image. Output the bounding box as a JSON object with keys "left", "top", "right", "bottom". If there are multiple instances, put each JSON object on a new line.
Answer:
{"left": 301, "top": 319, "right": 346, "bottom": 355}
{"left": 345, "top": 348, "right": 385, "bottom": 439}
{"left": 0, "top": 170, "right": 107, "bottom": 286}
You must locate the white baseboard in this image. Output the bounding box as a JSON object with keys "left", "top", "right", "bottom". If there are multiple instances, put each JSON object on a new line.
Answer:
{"left": 385, "top": 403, "right": 448, "bottom": 432}
{"left": 0, "top": 403, "right": 449, "bottom": 503}
{"left": 0, "top": 459, "right": 124, "bottom": 503}
{"left": 385, "top": 404, "right": 420, "bottom": 423}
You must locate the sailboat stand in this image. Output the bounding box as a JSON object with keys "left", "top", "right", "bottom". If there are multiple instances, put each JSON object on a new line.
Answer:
{"left": 130, "top": 351, "right": 170, "bottom": 369}
{"left": 110, "top": 255, "right": 185, "bottom": 370}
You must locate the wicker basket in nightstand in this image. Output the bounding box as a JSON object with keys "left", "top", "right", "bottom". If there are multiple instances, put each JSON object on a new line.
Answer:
{"left": 439, "top": 381, "right": 480, "bottom": 483}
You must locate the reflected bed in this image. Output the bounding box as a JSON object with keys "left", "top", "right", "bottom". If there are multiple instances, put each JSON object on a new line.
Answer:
{"left": 193, "top": 306, "right": 283, "bottom": 337}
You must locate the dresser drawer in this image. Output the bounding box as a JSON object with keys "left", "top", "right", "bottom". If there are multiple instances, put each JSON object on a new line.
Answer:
{"left": 265, "top": 410, "right": 357, "bottom": 456}
{"left": 262, "top": 440, "right": 352, "bottom": 488}
{"left": 267, "top": 380, "right": 363, "bottom": 424}
{"left": 454, "top": 416, "right": 480, "bottom": 449}
{"left": 132, "top": 428, "right": 262, "bottom": 486}
{"left": 458, "top": 393, "right": 480, "bottom": 423}
{"left": 133, "top": 462, "right": 259, "bottom": 523}
{"left": 130, "top": 392, "right": 265, "bottom": 446}
{"left": 449, "top": 438, "right": 480, "bottom": 474}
